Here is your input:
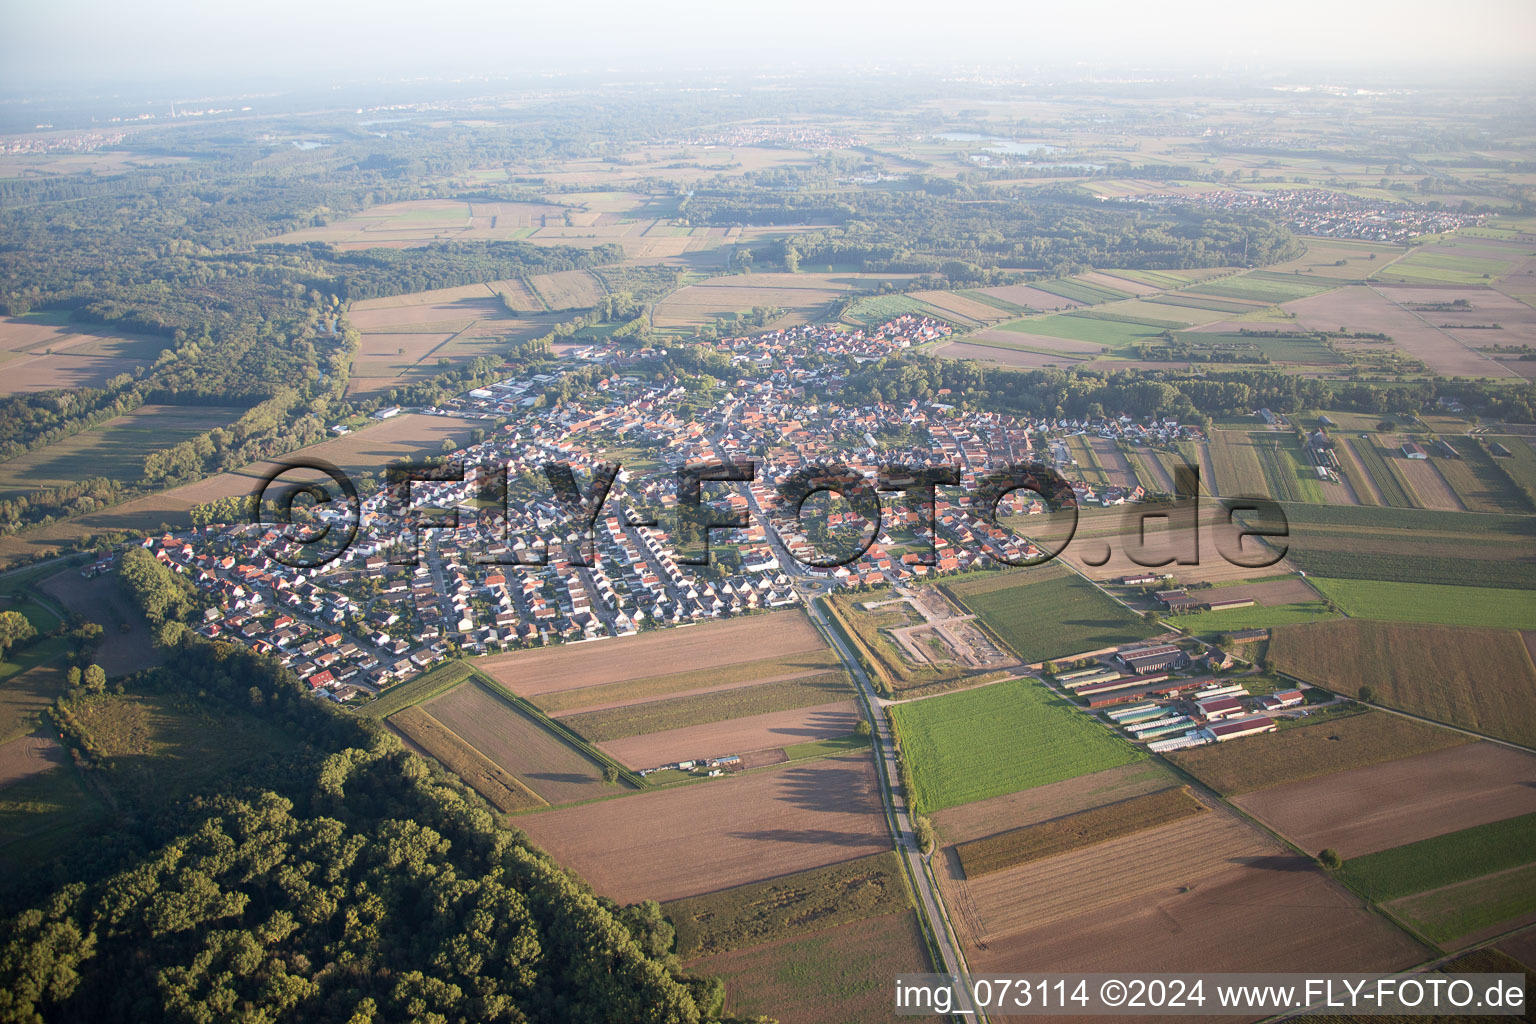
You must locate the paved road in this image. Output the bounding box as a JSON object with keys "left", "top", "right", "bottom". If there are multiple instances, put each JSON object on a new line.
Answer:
{"left": 804, "top": 593, "right": 981, "bottom": 1022}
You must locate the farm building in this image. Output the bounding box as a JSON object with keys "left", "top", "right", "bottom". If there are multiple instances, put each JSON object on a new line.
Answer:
{"left": 1226, "top": 628, "right": 1268, "bottom": 645}
{"left": 1121, "top": 573, "right": 1161, "bottom": 586}
{"left": 1491, "top": 442, "right": 1513, "bottom": 458}
{"left": 1118, "top": 643, "right": 1184, "bottom": 674}
{"left": 1083, "top": 676, "right": 1207, "bottom": 709}
{"left": 1202, "top": 716, "right": 1277, "bottom": 742}
{"left": 1431, "top": 438, "right": 1459, "bottom": 459}
{"left": 1318, "top": 415, "right": 1337, "bottom": 427}
{"left": 1194, "top": 695, "right": 1248, "bottom": 722}
{"left": 1258, "top": 689, "right": 1305, "bottom": 711}
{"left": 1401, "top": 441, "right": 1428, "bottom": 460}
{"left": 1205, "top": 597, "right": 1255, "bottom": 612}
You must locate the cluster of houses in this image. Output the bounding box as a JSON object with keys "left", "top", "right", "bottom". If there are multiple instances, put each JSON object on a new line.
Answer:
{"left": 1127, "top": 188, "right": 1483, "bottom": 243}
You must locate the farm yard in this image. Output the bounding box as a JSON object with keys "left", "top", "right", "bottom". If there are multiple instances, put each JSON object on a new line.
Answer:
{"left": 1269, "top": 619, "right": 1536, "bottom": 745}
{"left": 1167, "top": 711, "right": 1471, "bottom": 797}
{"left": 514, "top": 752, "right": 890, "bottom": 903}
{"left": 1233, "top": 742, "right": 1536, "bottom": 858}
{"left": 888, "top": 678, "right": 1144, "bottom": 816}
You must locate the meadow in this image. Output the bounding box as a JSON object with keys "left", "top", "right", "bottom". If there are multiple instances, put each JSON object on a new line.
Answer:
{"left": 1306, "top": 578, "right": 1536, "bottom": 629}
{"left": 1167, "top": 711, "right": 1470, "bottom": 796}
{"left": 1269, "top": 619, "right": 1536, "bottom": 746}
{"left": 1389, "top": 863, "right": 1536, "bottom": 945}
{"left": 946, "top": 572, "right": 1157, "bottom": 664}
{"left": 956, "top": 786, "right": 1206, "bottom": 878}
{"left": 1186, "top": 271, "right": 1338, "bottom": 304}
{"left": 998, "top": 313, "right": 1166, "bottom": 349}
{"left": 890, "top": 678, "right": 1144, "bottom": 815}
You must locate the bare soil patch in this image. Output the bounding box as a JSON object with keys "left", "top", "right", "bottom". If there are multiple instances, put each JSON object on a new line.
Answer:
{"left": 0, "top": 729, "right": 64, "bottom": 789}
{"left": 932, "top": 761, "right": 1177, "bottom": 845}
{"left": 39, "top": 569, "right": 161, "bottom": 678}
{"left": 1287, "top": 286, "right": 1516, "bottom": 379}
{"left": 1233, "top": 742, "right": 1536, "bottom": 858}
{"left": 477, "top": 610, "right": 825, "bottom": 697}
{"left": 515, "top": 753, "right": 888, "bottom": 903}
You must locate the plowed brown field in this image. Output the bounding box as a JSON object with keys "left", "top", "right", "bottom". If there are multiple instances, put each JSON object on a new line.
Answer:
{"left": 598, "top": 700, "right": 860, "bottom": 769}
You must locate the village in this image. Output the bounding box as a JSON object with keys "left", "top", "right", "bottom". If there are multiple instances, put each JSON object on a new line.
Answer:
{"left": 114, "top": 315, "right": 1206, "bottom": 710}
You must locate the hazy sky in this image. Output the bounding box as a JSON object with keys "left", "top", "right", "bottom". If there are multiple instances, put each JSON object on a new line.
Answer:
{"left": 4, "top": 0, "right": 1535, "bottom": 96}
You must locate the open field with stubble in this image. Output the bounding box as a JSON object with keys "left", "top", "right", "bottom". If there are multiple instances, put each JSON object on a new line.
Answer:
{"left": 1269, "top": 619, "right": 1536, "bottom": 746}
{"left": 0, "top": 317, "right": 165, "bottom": 395}
{"left": 1233, "top": 742, "right": 1536, "bottom": 858}
{"left": 890, "top": 679, "right": 1144, "bottom": 816}
{"left": 421, "top": 680, "right": 617, "bottom": 805}
{"left": 537, "top": 648, "right": 842, "bottom": 714}
{"left": 1168, "top": 711, "right": 1472, "bottom": 797}
{"left": 599, "top": 701, "right": 861, "bottom": 771}
{"left": 387, "top": 705, "right": 547, "bottom": 812}
{"left": 559, "top": 671, "right": 855, "bottom": 742}
{"left": 477, "top": 610, "right": 827, "bottom": 697}
{"left": 514, "top": 752, "right": 889, "bottom": 903}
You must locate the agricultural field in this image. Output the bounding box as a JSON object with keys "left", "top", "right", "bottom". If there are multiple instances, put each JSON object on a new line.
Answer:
{"left": 664, "top": 852, "right": 911, "bottom": 958}
{"left": 936, "top": 782, "right": 1425, "bottom": 976}
{"left": 888, "top": 678, "right": 1144, "bottom": 816}
{"left": 684, "top": 911, "right": 938, "bottom": 1024}
{"left": 1031, "top": 276, "right": 1132, "bottom": 304}
{"left": 0, "top": 317, "right": 165, "bottom": 395}
{"left": 995, "top": 311, "right": 1168, "bottom": 350}
{"left": 1269, "top": 619, "right": 1536, "bottom": 746}
{"left": 1169, "top": 599, "right": 1335, "bottom": 634}
{"left": 967, "top": 283, "right": 1085, "bottom": 311}
{"left": 0, "top": 750, "right": 103, "bottom": 873}
{"left": 650, "top": 272, "right": 914, "bottom": 331}
{"left": 477, "top": 609, "right": 827, "bottom": 698}
{"left": 559, "top": 671, "right": 854, "bottom": 741}
{"left": 0, "top": 404, "right": 245, "bottom": 502}
{"left": 1168, "top": 711, "right": 1471, "bottom": 797}
{"left": 910, "top": 289, "right": 1019, "bottom": 323}
{"left": 1375, "top": 239, "right": 1523, "bottom": 287}
{"left": 39, "top": 568, "right": 161, "bottom": 678}
{"left": 388, "top": 705, "right": 546, "bottom": 812}
{"left": 1184, "top": 270, "right": 1338, "bottom": 304}
{"left": 956, "top": 785, "right": 1207, "bottom": 878}
{"left": 1056, "top": 500, "right": 1298, "bottom": 586}
{"left": 841, "top": 293, "right": 930, "bottom": 326}
{"left": 535, "top": 648, "right": 842, "bottom": 714}
{"left": 421, "top": 680, "right": 619, "bottom": 805}
{"left": 1288, "top": 285, "right": 1518, "bottom": 379}
{"left": 945, "top": 569, "right": 1158, "bottom": 664}
{"left": 930, "top": 340, "right": 1087, "bottom": 369}
{"left": 514, "top": 753, "right": 889, "bottom": 903}
{"left": 1428, "top": 435, "right": 1530, "bottom": 514}
{"left": 599, "top": 702, "right": 861, "bottom": 772}
{"left": 1234, "top": 742, "right": 1536, "bottom": 858}
{"left": 1390, "top": 863, "right": 1536, "bottom": 946}
{"left": 1265, "top": 237, "right": 1408, "bottom": 280}
{"left": 1306, "top": 577, "right": 1536, "bottom": 628}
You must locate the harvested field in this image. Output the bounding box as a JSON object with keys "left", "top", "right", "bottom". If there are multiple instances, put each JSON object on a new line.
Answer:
{"left": 599, "top": 701, "right": 860, "bottom": 770}
{"left": 1286, "top": 286, "right": 1517, "bottom": 379}
{"left": 933, "top": 341, "right": 1086, "bottom": 368}
{"left": 1079, "top": 270, "right": 1160, "bottom": 296}
{"left": 560, "top": 672, "right": 854, "bottom": 742}
{"left": 1380, "top": 285, "right": 1536, "bottom": 353}
{"left": 651, "top": 273, "right": 914, "bottom": 330}
{"left": 957, "top": 785, "right": 1207, "bottom": 878}
{"left": 1393, "top": 451, "right": 1464, "bottom": 511}
{"left": 38, "top": 569, "right": 161, "bottom": 678}
{"left": 0, "top": 729, "right": 64, "bottom": 790}
{"left": 932, "top": 761, "right": 1178, "bottom": 846}
{"left": 665, "top": 851, "right": 911, "bottom": 957}
{"left": 1168, "top": 711, "right": 1472, "bottom": 797}
{"left": 908, "top": 290, "right": 1014, "bottom": 323}
{"left": 1270, "top": 619, "right": 1536, "bottom": 745}
{"left": 685, "top": 911, "right": 938, "bottom": 1024}
{"left": 960, "top": 857, "right": 1426, "bottom": 981}
{"left": 971, "top": 283, "right": 1085, "bottom": 311}
{"left": 422, "top": 681, "right": 614, "bottom": 805}
{"left": 526, "top": 269, "right": 606, "bottom": 310}
{"left": 477, "top": 610, "right": 826, "bottom": 697}
{"left": 1087, "top": 437, "right": 1138, "bottom": 490}
{"left": 0, "top": 318, "right": 163, "bottom": 395}
{"left": 1199, "top": 578, "right": 1317, "bottom": 606}
{"left": 539, "top": 649, "right": 842, "bottom": 715}
{"left": 1234, "top": 742, "right": 1536, "bottom": 858}
{"left": 515, "top": 753, "right": 889, "bottom": 903}
{"left": 388, "top": 705, "right": 546, "bottom": 812}
{"left": 968, "top": 326, "right": 1103, "bottom": 354}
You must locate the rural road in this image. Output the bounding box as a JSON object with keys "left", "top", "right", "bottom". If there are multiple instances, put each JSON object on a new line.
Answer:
{"left": 804, "top": 594, "right": 983, "bottom": 1023}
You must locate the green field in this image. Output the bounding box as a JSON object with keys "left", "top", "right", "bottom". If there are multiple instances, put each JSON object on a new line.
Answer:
{"left": 1269, "top": 618, "right": 1536, "bottom": 746}
{"left": 1251, "top": 433, "right": 1327, "bottom": 503}
{"left": 1187, "top": 272, "right": 1336, "bottom": 304}
{"left": 559, "top": 670, "right": 854, "bottom": 742}
{"left": 890, "top": 678, "right": 1144, "bottom": 815}
{"left": 1168, "top": 710, "right": 1469, "bottom": 797}
{"left": 1146, "top": 293, "right": 1260, "bottom": 314}
{"left": 1032, "top": 277, "right": 1132, "bottom": 304}
{"left": 957, "top": 289, "right": 1030, "bottom": 315}
{"left": 1339, "top": 813, "right": 1536, "bottom": 903}
{"left": 1169, "top": 332, "right": 1343, "bottom": 365}
{"left": 843, "top": 293, "right": 929, "bottom": 325}
{"left": 358, "top": 660, "right": 473, "bottom": 718}
{"left": 0, "top": 756, "right": 105, "bottom": 873}
{"left": 1170, "top": 601, "right": 1336, "bottom": 634}
{"left": 1307, "top": 577, "right": 1536, "bottom": 629}
{"left": 1389, "top": 863, "right": 1536, "bottom": 944}
{"left": 999, "top": 313, "right": 1165, "bottom": 349}
{"left": 946, "top": 572, "right": 1158, "bottom": 664}
{"left": 1377, "top": 247, "right": 1519, "bottom": 286}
